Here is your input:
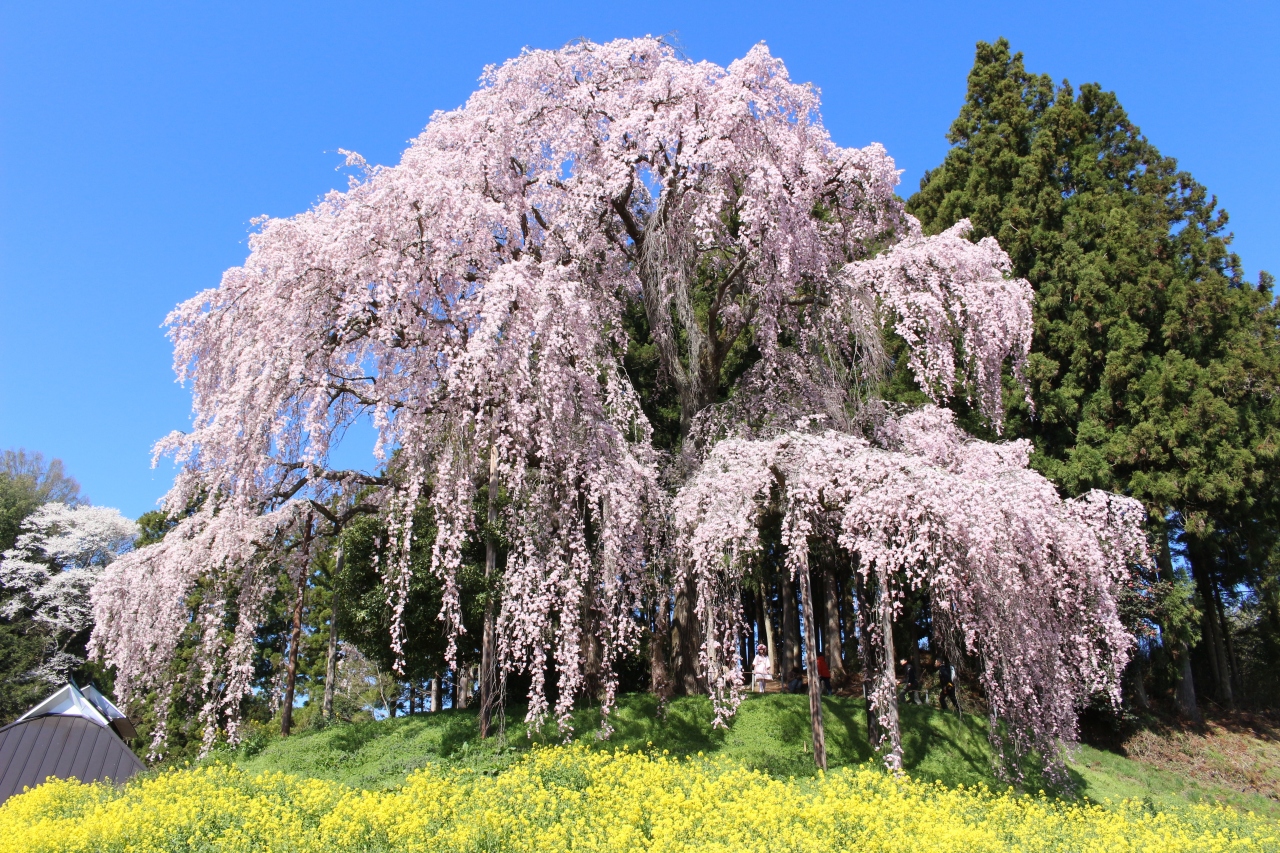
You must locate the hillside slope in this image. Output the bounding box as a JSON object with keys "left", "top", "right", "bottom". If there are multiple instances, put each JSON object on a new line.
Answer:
{"left": 219, "top": 694, "right": 1279, "bottom": 819}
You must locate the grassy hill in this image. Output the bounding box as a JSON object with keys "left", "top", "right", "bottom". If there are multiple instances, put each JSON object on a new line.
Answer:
{"left": 219, "top": 693, "right": 1280, "bottom": 819}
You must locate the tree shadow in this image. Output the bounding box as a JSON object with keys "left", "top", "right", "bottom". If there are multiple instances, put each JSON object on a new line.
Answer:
{"left": 327, "top": 719, "right": 394, "bottom": 754}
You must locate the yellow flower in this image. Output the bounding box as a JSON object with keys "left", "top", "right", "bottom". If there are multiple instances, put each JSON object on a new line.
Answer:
{"left": 0, "top": 744, "right": 1275, "bottom": 852}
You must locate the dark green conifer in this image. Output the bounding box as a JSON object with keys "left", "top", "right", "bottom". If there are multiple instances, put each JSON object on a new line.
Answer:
{"left": 908, "top": 39, "right": 1280, "bottom": 713}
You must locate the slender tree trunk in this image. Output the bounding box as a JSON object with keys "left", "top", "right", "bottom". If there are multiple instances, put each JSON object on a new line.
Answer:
{"left": 795, "top": 547, "right": 827, "bottom": 771}
{"left": 812, "top": 568, "right": 826, "bottom": 656}
{"left": 757, "top": 586, "right": 777, "bottom": 679}
{"left": 1191, "top": 550, "right": 1234, "bottom": 707}
{"left": 649, "top": 588, "right": 673, "bottom": 699}
{"left": 821, "top": 564, "right": 845, "bottom": 684}
{"left": 480, "top": 445, "right": 500, "bottom": 737}
{"left": 456, "top": 667, "right": 469, "bottom": 709}
{"left": 281, "top": 514, "right": 313, "bottom": 737}
{"left": 373, "top": 660, "right": 391, "bottom": 716}
{"left": 781, "top": 570, "right": 801, "bottom": 676}
{"left": 322, "top": 546, "right": 342, "bottom": 720}
{"left": 1175, "top": 643, "right": 1201, "bottom": 722}
{"left": 840, "top": 569, "right": 856, "bottom": 673}
{"left": 854, "top": 564, "right": 877, "bottom": 744}
{"left": 872, "top": 567, "right": 901, "bottom": 765}
{"left": 431, "top": 672, "right": 441, "bottom": 712}
{"left": 1213, "top": 580, "right": 1243, "bottom": 703}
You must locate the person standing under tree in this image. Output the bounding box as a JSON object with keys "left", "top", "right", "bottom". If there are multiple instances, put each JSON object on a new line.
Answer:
{"left": 901, "top": 658, "right": 921, "bottom": 705}
{"left": 937, "top": 659, "right": 960, "bottom": 715}
{"left": 816, "top": 652, "right": 832, "bottom": 695}
{"left": 751, "top": 643, "right": 772, "bottom": 693}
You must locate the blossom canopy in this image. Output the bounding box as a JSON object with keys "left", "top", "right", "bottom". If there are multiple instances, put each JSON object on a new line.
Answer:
{"left": 91, "top": 38, "right": 1137, "bottom": 774}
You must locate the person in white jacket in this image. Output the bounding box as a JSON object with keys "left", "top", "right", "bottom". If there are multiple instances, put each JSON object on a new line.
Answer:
{"left": 751, "top": 644, "right": 772, "bottom": 693}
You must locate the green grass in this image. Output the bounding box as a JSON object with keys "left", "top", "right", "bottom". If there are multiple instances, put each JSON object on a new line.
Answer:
{"left": 1070, "top": 741, "right": 1278, "bottom": 817}
{"left": 218, "top": 693, "right": 1280, "bottom": 819}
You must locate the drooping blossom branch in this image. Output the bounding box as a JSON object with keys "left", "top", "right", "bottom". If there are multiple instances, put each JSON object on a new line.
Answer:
{"left": 674, "top": 408, "right": 1145, "bottom": 780}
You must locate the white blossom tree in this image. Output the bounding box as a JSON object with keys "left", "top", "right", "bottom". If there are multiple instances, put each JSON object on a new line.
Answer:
{"left": 2, "top": 503, "right": 137, "bottom": 683}
{"left": 93, "top": 38, "right": 1145, "bottom": 776}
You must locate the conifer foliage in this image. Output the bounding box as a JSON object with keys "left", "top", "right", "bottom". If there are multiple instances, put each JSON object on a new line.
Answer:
{"left": 907, "top": 39, "right": 1280, "bottom": 715}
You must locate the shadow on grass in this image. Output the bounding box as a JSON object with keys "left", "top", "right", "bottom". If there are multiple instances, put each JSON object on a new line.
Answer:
{"left": 236, "top": 692, "right": 1102, "bottom": 797}
{"left": 328, "top": 719, "right": 396, "bottom": 754}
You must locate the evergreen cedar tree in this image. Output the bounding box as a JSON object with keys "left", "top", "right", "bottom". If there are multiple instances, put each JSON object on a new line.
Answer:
{"left": 906, "top": 39, "right": 1280, "bottom": 713}
{"left": 91, "top": 38, "right": 1149, "bottom": 778}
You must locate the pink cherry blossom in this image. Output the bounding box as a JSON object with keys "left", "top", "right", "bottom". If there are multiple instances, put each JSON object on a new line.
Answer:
{"left": 674, "top": 408, "right": 1143, "bottom": 778}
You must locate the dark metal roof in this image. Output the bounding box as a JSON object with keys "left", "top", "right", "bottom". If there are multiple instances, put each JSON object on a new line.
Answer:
{"left": 0, "top": 713, "right": 145, "bottom": 805}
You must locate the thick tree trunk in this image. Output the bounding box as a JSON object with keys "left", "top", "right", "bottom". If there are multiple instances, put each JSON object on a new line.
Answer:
{"left": 795, "top": 547, "right": 827, "bottom": 771}
{"left": 781, "top": 570, "right": 801, "bottom": 677}
{"left": 322, "top": 546, "right": 342, "bottom": 720}
{"left": 1190, "top": 551, "right": 1234, "bottom": 707}
{"left": 1129, "top": 651, "right": 1150, "bottom": 711}
{"left": 584, "top": 602, "right": 603, "bottom": 699}
{"left": 431, "top": 672, "right": 442, "bottom": 712}
{"left": 480, "top": 446, "right": 500, "bottom": 737}
{"left": 1157, "top": 531, "right": 1199, "bottom": 720}
{"left": 821, "top": 564, "right": 845, "bottom": 684}
{"left": 757, "top": 586, "right": 778, "bottom": 679}
{"left": 281, "top": 515, "right": 313, "bottom": 737}
{"left": 671, "top": 576, "right": 705, "bottom": 695}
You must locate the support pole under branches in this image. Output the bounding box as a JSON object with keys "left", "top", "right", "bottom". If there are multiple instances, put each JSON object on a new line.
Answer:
{"left": 479, "top": 445, "right": 500, "bottom": 738}
{"left": 322, "top": 545, "right": 342, "bottom": 720}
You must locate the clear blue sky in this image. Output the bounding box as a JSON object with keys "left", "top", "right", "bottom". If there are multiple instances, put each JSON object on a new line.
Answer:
{"left": 2, "top": 0, "right": 1276, "bottom": 519}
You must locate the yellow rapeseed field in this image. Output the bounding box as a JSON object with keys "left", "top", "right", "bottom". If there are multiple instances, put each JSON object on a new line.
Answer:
{"left": 0, "top": 744, "right": 1274, "bottom": 852}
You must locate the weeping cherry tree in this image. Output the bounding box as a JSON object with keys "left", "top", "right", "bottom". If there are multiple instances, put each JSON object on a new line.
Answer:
{"left": 92, "top": 39, "right": 1145, "bottom": 776}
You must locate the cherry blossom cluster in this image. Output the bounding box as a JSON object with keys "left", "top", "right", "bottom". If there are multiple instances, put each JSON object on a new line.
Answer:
{"left": 674, "top": 408, "right": 1145, "bottom": 778}
{"left": 91, "top": 501, "right": 305, "bottom": 752}
{"left": 1, "top": 503, "right": 137, "bottom": 684}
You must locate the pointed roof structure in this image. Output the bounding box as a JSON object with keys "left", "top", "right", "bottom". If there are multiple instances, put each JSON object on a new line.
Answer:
{"left": 0, "top": 681, "right": 144, "bottom": 805}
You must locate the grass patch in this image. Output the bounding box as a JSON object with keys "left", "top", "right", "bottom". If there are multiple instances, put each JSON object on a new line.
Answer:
{"left": 216, "top": 692, "right": 1280, "bottom": 819}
